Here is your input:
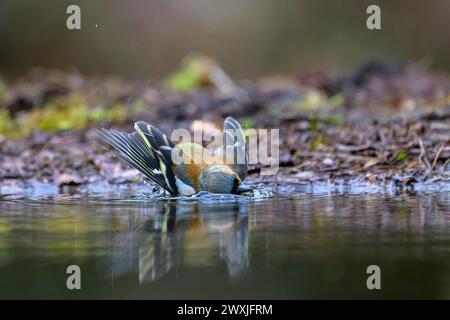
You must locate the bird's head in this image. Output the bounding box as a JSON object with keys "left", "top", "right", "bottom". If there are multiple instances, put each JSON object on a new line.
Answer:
{"left": 200, "top": 165, "right": 240, "bottom": 194}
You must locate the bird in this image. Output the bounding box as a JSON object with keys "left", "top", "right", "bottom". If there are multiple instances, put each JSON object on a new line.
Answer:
{"left": 98, "top": 117, "right": 250, "bottom": 196}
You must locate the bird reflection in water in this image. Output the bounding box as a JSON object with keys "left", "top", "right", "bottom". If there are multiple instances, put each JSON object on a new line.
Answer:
{"left": 111, "top": 201, "right": 249, "bottom": 284}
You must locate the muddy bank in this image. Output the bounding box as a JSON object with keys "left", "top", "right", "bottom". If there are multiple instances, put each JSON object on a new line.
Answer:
{"left": 0, "top": 59, "right": 449, "bottom": 197}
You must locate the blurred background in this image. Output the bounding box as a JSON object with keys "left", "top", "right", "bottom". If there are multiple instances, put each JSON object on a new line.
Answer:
{"left": 1, "top": 0, "right": 449, "bottom": 79}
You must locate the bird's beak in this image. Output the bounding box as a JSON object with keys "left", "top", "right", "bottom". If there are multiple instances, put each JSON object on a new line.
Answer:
{"left": 237, "top": 182, "right": 252, "bottom": 193}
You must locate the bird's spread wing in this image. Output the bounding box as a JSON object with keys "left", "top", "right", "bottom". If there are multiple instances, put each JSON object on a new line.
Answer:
{"left": 98, "top": 122, "right": 178, "bottom": 195}
{"left": 223, "top": 116, "right": 248, "bottom": 180}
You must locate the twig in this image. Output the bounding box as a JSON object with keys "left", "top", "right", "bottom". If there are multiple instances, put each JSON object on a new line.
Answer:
{"left": 335, "top": 143, "right": 372, "bottom": 153}
{"left": 432, "top": 143, "right": 445, "bottom": 171}
{"left": 418, "top": 138, "right": 432, "bottom": 174}
{"left": 443, "top": 159, "right": 450, "bottom": 173}
{"left": 297, "top": 150, "right": 376, "bottom": 162}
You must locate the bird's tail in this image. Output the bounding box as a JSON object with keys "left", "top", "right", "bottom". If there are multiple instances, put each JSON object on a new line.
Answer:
{"left": 97, "top": 122, "right": 179, "bottom": 195}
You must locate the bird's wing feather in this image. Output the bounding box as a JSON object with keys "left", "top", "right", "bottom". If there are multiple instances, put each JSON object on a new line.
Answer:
{"left": 98, "top": 123, "right": 179, "bottom": 195}
{"left": 135, "top": 121, "right": 175, "bottom": 150}
{"left": 223, "top": 116, "right": 248, "bottom": 180}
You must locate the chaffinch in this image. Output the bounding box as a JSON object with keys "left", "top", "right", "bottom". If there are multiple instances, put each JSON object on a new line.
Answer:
{"left": 99, "top": 117, "right": 249, "bottom": 196}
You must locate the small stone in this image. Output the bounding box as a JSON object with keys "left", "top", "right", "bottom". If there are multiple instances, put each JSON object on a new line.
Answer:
{"left": 295, "top": 171, "right": 316, "bottom": 180}
{"left": 322, "top": 158, "right": 334, "bottom": 166}
{"left": 56, "top": 173, "right": 82, "bottom": 186}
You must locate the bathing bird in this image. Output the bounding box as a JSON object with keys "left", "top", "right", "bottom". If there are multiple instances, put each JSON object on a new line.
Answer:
{"left": 98, "top": 117, "right": 249, "bottom": 196}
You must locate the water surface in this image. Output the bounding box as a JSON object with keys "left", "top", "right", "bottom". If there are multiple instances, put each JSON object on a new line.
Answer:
{"left": 1, "top": 184, "right": 450, "bottom": 299}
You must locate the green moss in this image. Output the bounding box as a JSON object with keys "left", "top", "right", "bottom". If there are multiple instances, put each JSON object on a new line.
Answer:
{"left": 129, "top": 99, "right": 147, "bottom": 113}
{"left": 296, "top": 91, "right": 344, "bottom": 111}
{"left": 0, "top": 95, "right": 127, "bottom": 138}
{"left": 311, "top": 135, "right": 330, "bottom": 150}
{"left": 324, "top": 114, "right": 343, "bottom": 126}
{"left": 309, "top": 117, "right": 319, "bottom": 131}
{"left": 89, "top": 104, "right": 127, "bottom": 123}
{"left": 328, "top": 94, "right": 344, "bottom": 107}
{"left": 164, "top": 54, "right": 215, "bottom": 92}
{"left": 396, "top": 152, "right": 408, "bottom": 162}
{"left": 242, "top": 117, "right": 254, "bottom": 129}
{"left": 241, "top": 117, "right": 257, "bottom": 138}
{"left": 30, "top": 97, "right": 127, "bottom": 133}
{"left": 308, "top": 114, "right": 343, "bottom": 131}
{"left": 0, "top": 110, "right": 15, "bottom": 137}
